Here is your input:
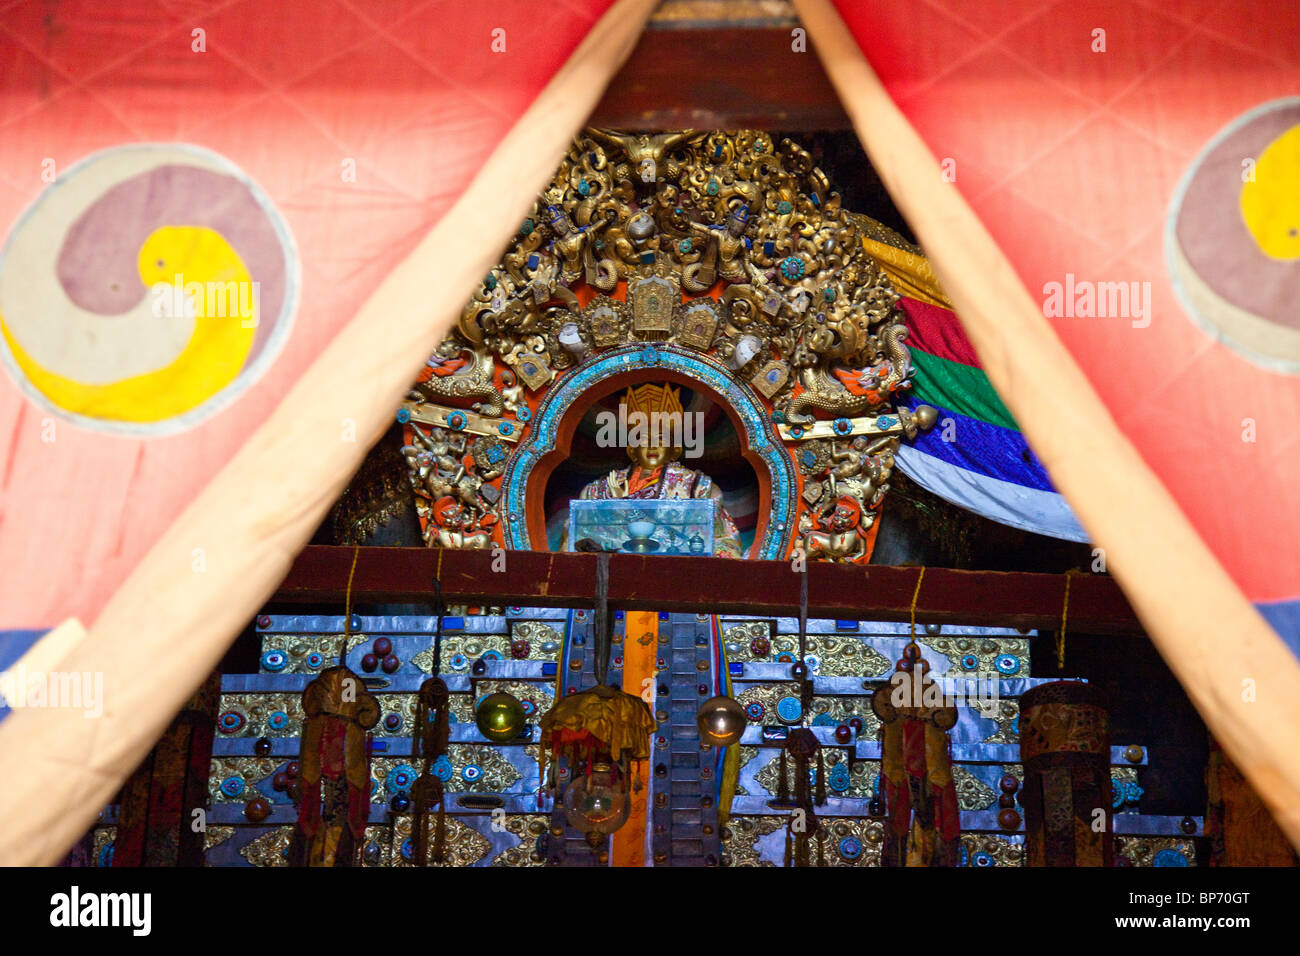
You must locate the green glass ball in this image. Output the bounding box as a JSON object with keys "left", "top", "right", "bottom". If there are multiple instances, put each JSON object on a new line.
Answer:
{"left": 475, "top": 692, "right": 526, "bottom": 743}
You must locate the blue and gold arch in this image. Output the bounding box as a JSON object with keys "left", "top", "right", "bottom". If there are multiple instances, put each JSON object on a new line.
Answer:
{"left": 498, "top": 343, "right": 796, "bottom": 559}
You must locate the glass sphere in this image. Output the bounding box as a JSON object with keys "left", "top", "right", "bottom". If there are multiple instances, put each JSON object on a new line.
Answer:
{"left": 696, "top": 695, "right": 746, "bottom": 747}
{"left": 563, "top": 763, "right": 631, "bottom": 835}
{"left": 475, "top": 692, "right": 526, "bottom": 743}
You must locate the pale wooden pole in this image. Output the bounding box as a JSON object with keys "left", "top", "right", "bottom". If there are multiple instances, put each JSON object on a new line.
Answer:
{"left": 0, "top": 0, "right": 659, "bottom": 866}
{"left": 793, "top": 0, "right": 1300, "bottom": 848}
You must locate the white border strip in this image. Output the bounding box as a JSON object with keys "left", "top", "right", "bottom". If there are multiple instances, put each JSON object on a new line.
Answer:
{"left": 896, "top": 445, "right": 1089, "bottom": 543}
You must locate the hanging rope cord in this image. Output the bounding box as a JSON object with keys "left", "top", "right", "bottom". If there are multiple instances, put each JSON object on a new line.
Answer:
{"left": 797, "top": 562, "right": 814, "bottom": 715}
{"left": 1057, "top": 568, "right": 1083, "bottom": 671}
{"left": 431, "top": 548, "right": 446, "bottom": 675}
{"left": 338, "top": 544, "right": 362, "bottom": 661}
{"left": 798, "top": 562, "right": 809, "bottom": 667}
{"left": 593, "top": 551, "right": 611, "bottom": 685}
{"left": 412, "top": 548, "right": 449, "bottom": 867}
{"left": 907, "top": 566, "right": 926, "bottom": 647}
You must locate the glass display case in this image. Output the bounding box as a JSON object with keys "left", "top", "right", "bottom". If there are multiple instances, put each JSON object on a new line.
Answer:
{"left": 567, "top": 498, "right": 716, "bottom": 556}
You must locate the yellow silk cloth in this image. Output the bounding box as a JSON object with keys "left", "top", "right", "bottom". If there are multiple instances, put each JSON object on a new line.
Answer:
{"left": 540, "top": 684, "right": 656, "bottom": 761}
{"left": 861, "top": 235, "right": 953, "bottom": 310}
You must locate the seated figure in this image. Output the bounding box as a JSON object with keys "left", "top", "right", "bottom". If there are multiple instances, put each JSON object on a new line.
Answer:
{"left": 577, "top": 383, "right": 743, "bottom": 558}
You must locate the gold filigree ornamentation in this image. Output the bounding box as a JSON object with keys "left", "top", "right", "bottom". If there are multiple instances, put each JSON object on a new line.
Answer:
{"left": 734, "top": 684, "right": 880, "bottom": 739}
{"left": 239, "top": 826, "right": 295, "bottom": 867}
{"left": 490, "top": 815, "right": 551, "bottom": 867}
{"left": 214, "top": 693, "right": 304, "bottom": 738}
{"left": 722, "top": 815, "right": 784, "bottom": 867}
{"left": 208, "top": 757, "right": 284, "bottom": 802}
{"left": 978, "top": 698, "right": 1020, "bottom": 744}
{"left": 960, "top": 833, "right": 1024, "bottom": 867}
{"left": 722, "top": 626, "right": 891, "bottom": 678}
{"left": 922, "top": 636, "right": 1029, "bottom": 676}
{"left": 388, "top": 813, "right": 493, "bottom": 867}
{"left": 720, "top": 622, "right": 771, "bottom": 655}
{"left": 723, "top": 815, "right": 885, "bottom": 867}
{"left": 402, "top": 129, "right": 937, "bottom": 562}
{"left": 751, "top": 750, "right": 878, "bottom": 800}
{"left": 952, "top": 765, "right": 997, "bottom": 811}
{"left": 1116, "top": 837, "right": 1196, "bottom": 867}
{"left": 732, "top": 746, "right": 759, "bottom": 796}
{"left": 371, "top": 747, "right": 530, "bottom": 795}
{"left": 259, "top": 634, "right": 347, "bottom": 674}
{"left": 409, "top": 627, "right": 562, "bottom": 671}
{"left": 204, "top": 826, "right": 234, "bottom": 854}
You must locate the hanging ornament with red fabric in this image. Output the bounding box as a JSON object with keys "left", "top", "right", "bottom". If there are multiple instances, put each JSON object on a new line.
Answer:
{"left": 871, "top": 639, "right": 961, "bottom": 867}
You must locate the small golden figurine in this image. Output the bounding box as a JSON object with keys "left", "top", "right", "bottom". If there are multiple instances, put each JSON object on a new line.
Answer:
{"left": 577, "top": 383, "right": 743, "bottom": 558}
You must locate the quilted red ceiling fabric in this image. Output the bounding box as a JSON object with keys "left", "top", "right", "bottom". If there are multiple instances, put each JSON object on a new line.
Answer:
{"left": 834, "top": 0, "right": 1300, "bottom": 652}
{"left": 0, "top": 0, "right": 614, "bottom": 629}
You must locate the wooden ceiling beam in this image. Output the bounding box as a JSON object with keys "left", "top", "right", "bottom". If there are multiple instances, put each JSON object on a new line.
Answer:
{"left": 272, "top": 545, "right": 1143, "bottom": 635}
{"left": 588, "top": 0, "right": 850, "bottom": 131}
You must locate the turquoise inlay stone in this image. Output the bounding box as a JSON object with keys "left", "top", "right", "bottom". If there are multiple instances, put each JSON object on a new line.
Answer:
{"left": 387, "top": 764, "right": 416, "bottom": 793}
{"left": 829, "top": 764, "right": 852, "bottom": 793}
{"left": 776, "top": 696, "right": 802, "bottom": 724}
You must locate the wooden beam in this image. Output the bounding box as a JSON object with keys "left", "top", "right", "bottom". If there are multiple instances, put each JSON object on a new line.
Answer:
{"left": 589, "top": 1, "right": 849, "bottom": 131}
{"left": 272, "top": 546, "right": 1143, "bottom": 635}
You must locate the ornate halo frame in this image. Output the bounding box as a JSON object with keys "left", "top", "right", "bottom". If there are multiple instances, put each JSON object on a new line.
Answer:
{"left": 499, "top": 343, "right": 796, "bottom": 559}
{"left": 399, "top": 128, "right": 936, "bottom": 563}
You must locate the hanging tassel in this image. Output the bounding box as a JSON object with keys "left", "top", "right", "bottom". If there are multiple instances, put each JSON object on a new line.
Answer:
{"left": 777, "top": 747, "right": 789, "bottom": 804}
{"left": 796, "top": 818, "right": 810, "bottom": 868}
{"left": 815, "top": 748, "right": 826, "bottom": 806}
{"left": 413, "top": 570, "right": 452, "bottom": 865}
{"left": 790, "top": 749, "right": 800, "bottom": 811}
{"left": 413, "top": 676, "right": 450, "bottom": 867}
{"left": 432, "top": 782, "right": 447, "bottom": 864}
{"left": 537, "top": 743, "right": 548, "bottom": 809}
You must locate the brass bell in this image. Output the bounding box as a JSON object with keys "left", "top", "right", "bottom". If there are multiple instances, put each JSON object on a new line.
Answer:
{"left": 696, "top": 695, "right": 746, "bottom": 747}
{"left": 475, "top": 691, "right": 526, "bottom": 743}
